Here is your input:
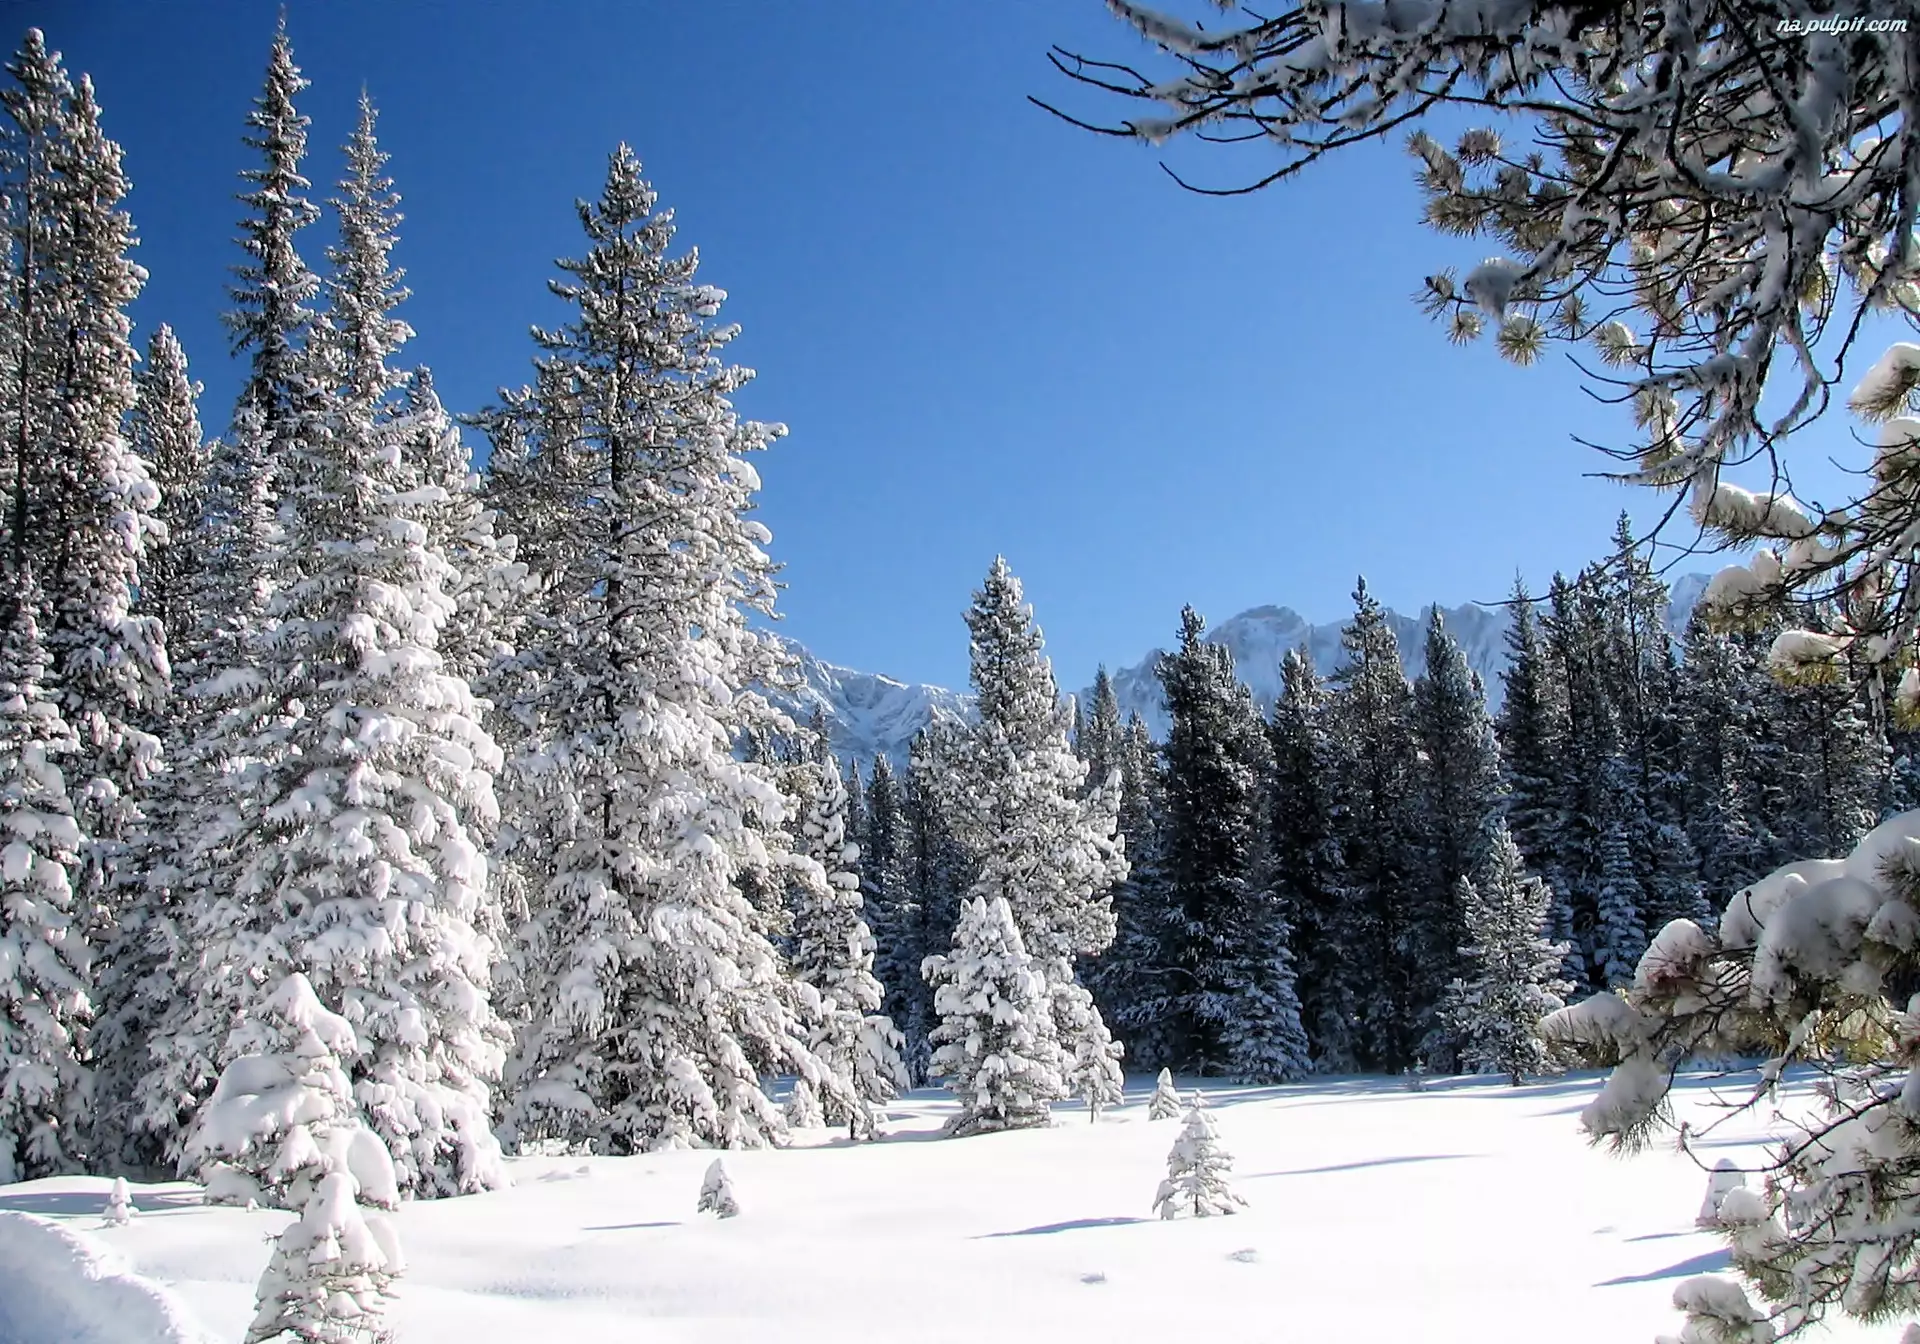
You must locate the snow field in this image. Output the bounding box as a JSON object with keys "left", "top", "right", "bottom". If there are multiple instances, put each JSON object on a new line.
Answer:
{"left": 0, "top": 1073, "right": 1877, "bottom": 1344}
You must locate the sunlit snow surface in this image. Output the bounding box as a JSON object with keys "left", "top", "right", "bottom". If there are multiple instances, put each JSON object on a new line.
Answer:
{"left": 0, "top": 1072, "right": 1878, "bottom": 1343}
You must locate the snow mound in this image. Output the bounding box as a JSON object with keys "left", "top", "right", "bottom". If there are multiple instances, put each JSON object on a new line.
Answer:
{"left": 0, "top": 1211, "right": 215, "bottom": 1344}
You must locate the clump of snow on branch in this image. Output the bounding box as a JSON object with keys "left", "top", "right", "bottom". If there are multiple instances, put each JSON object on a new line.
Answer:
{"left": 1546, "top": 808, "right": 1920, "bottom": 1338}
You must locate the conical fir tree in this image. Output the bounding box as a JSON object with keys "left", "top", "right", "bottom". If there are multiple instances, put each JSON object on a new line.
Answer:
{"left": 789, "top": 755, "right": 907, "bottom": 1138}
{"left": 127, "top": 324, "right": 207, "bottom": 643}
{"left": 861, "top": 754, "right": 918, "bottom": 1055}
{"left": 182, "top": 94, "right": 512, "bottom": 1198}
{"left": 950, "top": 557, "right": 1126, "bottom": 1093}
{"left": 1411, "top": 608, "right": 1505, "bottom": 1066}
{"left": 1088, "top": 711, "right": 1173, "bottom": 1066}
{"left": 1156, "top": 606, "right": 1307, "bottom": 1080}
{"left": 1326, "top": 578, "right": 1422, "bottom": 1071}
{"left": 32, "top": 58, "right": 167, "bottom": 1021}
{"left": 0, "top": 569, "right": 88, "bottom": 1182}
{"left": 1496, "top": 579, "right": 1577, "bottom": 958}
{"left": 1266, "top": 648, "right": 1358, "bottom": 1072}
{"left": 897, "top": 724, "right": 969, "bottom": 1082}
{"left": 924, "top": 895, "right": 1062, "bottom": 1137}
{"left": 1077, "top": 666, "right": 1124, "bottom": 797}
{"left": 139, "top": 25, "right": 319, "bottom": 1168}
{"left": 1441, "top": 821, "right": 1572, "bottom": 1085}
{"left": 496, "top": 145, "right": 843, "bottom": 1153}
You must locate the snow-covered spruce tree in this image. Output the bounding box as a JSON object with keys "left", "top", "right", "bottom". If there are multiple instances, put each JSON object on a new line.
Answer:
{"left": 948, "top": 557, "right": 1126, "bottom": 1091}
{"left": 1592, "top": 814, "right": 1650, "bottom": 990}
{"left": 134, "top": 408, "right": 280, "bottom": 1168}
{"left": 1679, "top": 614, "right": 1774, "bottom": 901}
{"left": 32, "top": 62, "right": 166, "bottom": 1075}
{"left": 1152, "top": 1095, "right": 1245, "bottom": 1220}
{"left": 90, "top": 336, "right": 204, "bottom": 1176}
{"left": 246, "top": 1167, "right": 405, "bottom": 1344}
{"left": 785, "top": 1075, "right": 823, "bottom": 1130}
{"left": 0, "top": 568, "right": 88, "bottom": 1183}
{"left": 1154, "top": 605, "right": 1306, "bottom": 1078}
{"left": 184, "top": 973, "right": 399, "bottom": 1212}
{"left": 1541, "top": 573, "right": 1627, "bottom": 997}
{"left": 895, "top": 725, "right": 969, "bottom": 1082}
{"left": 924, "top": 895, "right": 1063, "bottom": 1137}
{"left": 1265, "top": 647, "right": 1358, "bottom": 1074}
{"left": 1064, "top": 976, "right": 1124, "bottom": 1120}
{"left": 861, "top": 753, "right": 916, "bottom": 1057}
{"left": 401, "top": 367, "right": 522, "bottom": 693}
{"left": 1497, "top": 580, "right": 1577, "bottom": 948}
{"left": 0, "top": 30, "right": 74, "bottom": 580}
{"left": 496, "top": 145, "right": 848, "bottom": 1153}
{"left": 141, "top": 22, "right": 321, "bottom": 1169}
{"left": 1326, "top": 579, "right": 1423, "bottom": 1072}
{"left": 127, "top": 324, "right": 207, "bottom": 640}
{"left": 1076, "top": 666, "right": 1123, "bottom": 799}
{"left": 175, "top": 92, "right": 512, "bottom": 1200}
{"left": 788, "top": 754, "right": 907, "bottom": 1139}
{"left": 1540, "top": 810, "right": 1920, "bottom": 1341}
{"left": 842, "top": 757, "right": 867, "bottom": 890}
{"left": 1440, "top": 822, "right": 1571, "bottom": 1086}
{"left": 1147, "top": 1067, "right": 1180, "bottom": 1121}
{"left": 1410, "top": 608, "right": 1505, "bottom": 1066}
{"left": 1089, "top": 710, "right": 1173, "bottom": 1067}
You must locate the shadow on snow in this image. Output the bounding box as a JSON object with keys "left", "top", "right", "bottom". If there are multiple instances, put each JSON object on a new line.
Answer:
{"left": 977, "top": 1216, "right": 1151, "bottom": 1239}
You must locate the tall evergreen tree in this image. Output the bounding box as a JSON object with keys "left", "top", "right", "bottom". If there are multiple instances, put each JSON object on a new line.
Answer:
{"left": 171, "top": 94, "right": 511, "bottom": 1198}
{"left": 1087, "top": 710, "right": 1172, "bottom": 1066}
{"left": 144, "top": 27, "right": 325, "bottom": 1165}
{"left": 1441, "top": 822, "right": 1571, "bottom": 1085}
{"left": 1410, "top": 608, "right": 1505, "bottom": 1065}
{"left": 1266, "top": 647, "right": 1358, "bottom": 1072}
{"left": 1155, "top": 606, "right": 1305, "bottom": 1079}
{"left": 0, "top": 568, "right": 87, "bottom": 1182}
{"left": 899, "top": 722, "right": 971, "bottom": 1082}
{"left": 861, "top": 753, "right": 916, "bottom": 1055}
{"left": 127, "top": 325, "right": 207, "bottom": 642}
{"left": 1326, "top": 579, "right": 1423, "bottom": 1071}
{"left": 35, "top": 60, "right": 165, "bottom": 966}
{"left": 1076, "top": 666, "right": 1123, "bottom": 797}
{"left": 1592, "top": 812, "right": 1649, "bottom": 988}
{"left": 0, "top": 30, "right": 75, "bottom": 580}
{"left": 1495, "top": 579, "right": 1573, "bottom": 939}
{"left": 494, "top": 146, "right": 844, "bottom": 1152}
{"left": 788, "top": 755, "right": 906, "bottom": 1137}
{"left": 1678, "top": 614, "right": 1769, "bottom": 900}
{"left": 949, "top": 557, "right": 1126, "bottom": 1088}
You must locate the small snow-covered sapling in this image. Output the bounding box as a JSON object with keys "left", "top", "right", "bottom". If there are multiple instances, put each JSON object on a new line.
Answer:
{"left": 103, "top": 1177, "right": 133, "bottom": 1226}
{"left": 1153, "top": 1097, "right": 1246, "bottom": 1220}
{"left": 1697, "top": 1158, "right": 1746, "bottom": 1227}
{"left": 786, "top": 1076, "right": 824, "bottom": 1130}
{"left": 1147, "top": 1069, "right": 1181, "bottom": 1121}
{"left": 246, "top": 1170, "right": 404, "bottom": 1344}
{"left": 698, "top": 1158, "right": 740, "bottom": 1218}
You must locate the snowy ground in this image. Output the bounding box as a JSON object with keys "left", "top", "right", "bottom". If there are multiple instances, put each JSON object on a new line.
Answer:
{"left": 0, "top": 1072, "right": 1878, "bottom": 1344}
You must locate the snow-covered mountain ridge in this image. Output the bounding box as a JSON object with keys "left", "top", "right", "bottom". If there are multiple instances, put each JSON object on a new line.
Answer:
{"left": 772, "top": 575, "right": 1709, "bottom": 767}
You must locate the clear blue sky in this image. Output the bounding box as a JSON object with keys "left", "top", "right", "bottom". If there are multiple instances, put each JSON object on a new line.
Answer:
{"left": 38, "top": 1, "right": 1890, "bottom": 692}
